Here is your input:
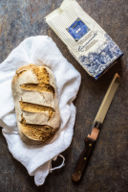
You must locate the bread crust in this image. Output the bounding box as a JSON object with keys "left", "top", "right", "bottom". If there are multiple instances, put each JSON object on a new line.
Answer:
{"left": 12, "top": 64, "right": 60, "bottom": 145}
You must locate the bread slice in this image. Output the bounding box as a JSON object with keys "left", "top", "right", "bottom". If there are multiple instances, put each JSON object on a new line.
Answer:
{"left": 12, "top": 64, "right": 60, "bottom": 145}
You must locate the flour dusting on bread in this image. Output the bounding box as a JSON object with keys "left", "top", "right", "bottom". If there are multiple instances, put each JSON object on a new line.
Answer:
{"left": 12, "top": 64, "right": 60, "bottom": 145}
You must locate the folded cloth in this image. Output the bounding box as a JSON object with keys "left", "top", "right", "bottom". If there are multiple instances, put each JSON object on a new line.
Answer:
{"left": 0, "top": 36, "right": 81, "bottom": 186}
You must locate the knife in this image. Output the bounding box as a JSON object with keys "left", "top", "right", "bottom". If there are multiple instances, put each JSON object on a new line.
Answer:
{"left": 72, "top": 73, "right": 120, "bottom": 183}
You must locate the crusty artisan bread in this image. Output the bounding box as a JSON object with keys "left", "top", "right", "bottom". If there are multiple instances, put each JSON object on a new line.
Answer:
{"left": 12, "top": 64, "right": 60, "bottom": 145}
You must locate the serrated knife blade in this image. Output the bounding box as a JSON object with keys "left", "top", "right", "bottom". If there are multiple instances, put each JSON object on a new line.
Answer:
{"left": 72, "top": 73, "right": 120, "bottom": 183}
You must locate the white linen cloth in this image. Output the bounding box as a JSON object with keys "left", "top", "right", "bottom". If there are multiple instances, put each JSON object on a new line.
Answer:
{"left": 0, "top": 36, "right": 81, "bottom": 186}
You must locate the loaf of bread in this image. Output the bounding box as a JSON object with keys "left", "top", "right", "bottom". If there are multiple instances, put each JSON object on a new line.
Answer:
{"left": 12, "top": 64, "right": 60, "bottom": 145}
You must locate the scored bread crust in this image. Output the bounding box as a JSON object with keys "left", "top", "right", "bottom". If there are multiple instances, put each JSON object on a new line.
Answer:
{"left": 12, "top": 64, "right": 60, "bottom": 145}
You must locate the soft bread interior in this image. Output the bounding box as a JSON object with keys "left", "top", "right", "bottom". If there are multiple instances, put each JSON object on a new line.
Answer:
{"left": 20, "top": 83, "right": 55, "bottom": 93}
{"left": 19, "top": 101, "right": 54, "bottom": 114}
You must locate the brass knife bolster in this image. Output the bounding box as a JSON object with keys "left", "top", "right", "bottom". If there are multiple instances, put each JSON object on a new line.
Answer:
{"left": 88, "top": 121, "right": 102, "bottom": 141}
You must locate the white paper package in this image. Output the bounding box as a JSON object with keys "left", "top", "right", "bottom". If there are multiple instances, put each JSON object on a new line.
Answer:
{"left": 46, "top": 0, "right": 123, "bottom": 79}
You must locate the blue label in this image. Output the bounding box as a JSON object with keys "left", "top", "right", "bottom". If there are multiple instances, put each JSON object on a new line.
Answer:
{"left": 67, "top": 18, "right": 89, "bottom": 41}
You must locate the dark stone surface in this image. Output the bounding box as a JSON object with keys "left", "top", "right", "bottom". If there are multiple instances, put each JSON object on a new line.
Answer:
{"left": 0, "top": 0, "right": 128, "bottom": 191}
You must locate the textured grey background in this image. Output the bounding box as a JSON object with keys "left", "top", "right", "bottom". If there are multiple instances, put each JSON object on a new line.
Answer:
{"left": 0, "top": 0, "right": 128, "bottom": 192}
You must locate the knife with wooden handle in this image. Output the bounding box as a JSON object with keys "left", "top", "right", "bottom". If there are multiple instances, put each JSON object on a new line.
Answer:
{"left": 72, "top": 73, "right": 120, "bottom": 183}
